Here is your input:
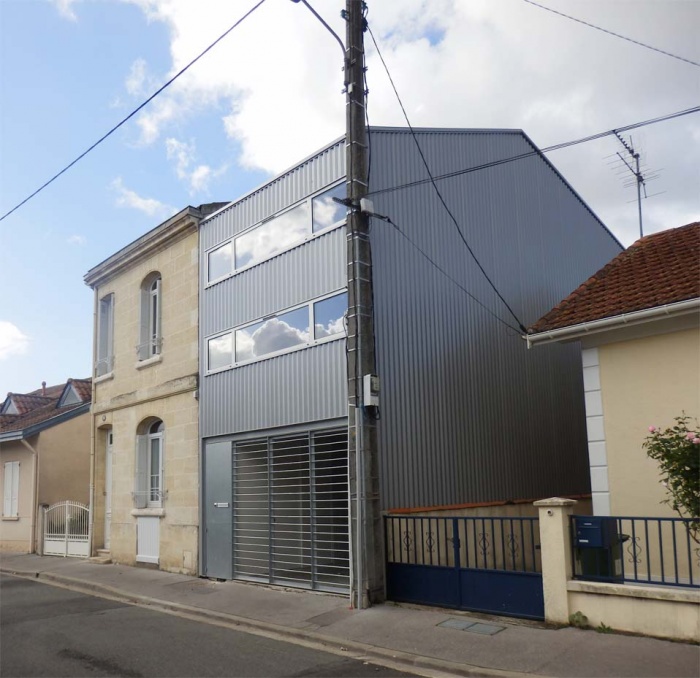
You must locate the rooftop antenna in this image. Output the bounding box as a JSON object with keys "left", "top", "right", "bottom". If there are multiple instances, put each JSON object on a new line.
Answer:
{"left": 612, "top": 131, "right": 647, "bottom": 239}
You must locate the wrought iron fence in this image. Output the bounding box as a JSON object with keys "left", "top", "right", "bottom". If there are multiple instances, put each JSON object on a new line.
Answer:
{"left": 385, "top": 515, "right": 541, "bottom": 573}
{"left": 571, "top": 515, "right": 700, "bottom": 588}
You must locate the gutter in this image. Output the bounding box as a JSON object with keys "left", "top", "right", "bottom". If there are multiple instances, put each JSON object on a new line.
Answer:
{"left": 19, "top": 439, "right": 39, "bottom": 554}
{"left": 526, "top": 298, "right": 700, "bottom": 348}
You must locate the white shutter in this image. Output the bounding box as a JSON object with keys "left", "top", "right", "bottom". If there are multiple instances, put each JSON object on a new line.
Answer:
{"left": 134, "top": 436, "right": 148, "bottom": 509}
{"left": 3, "top": 461, "right": 19, "bottom": 517}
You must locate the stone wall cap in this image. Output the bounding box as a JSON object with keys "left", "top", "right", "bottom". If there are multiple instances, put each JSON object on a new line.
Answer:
{"left": 533, "top": 497, "right": 578, "bottom": 507}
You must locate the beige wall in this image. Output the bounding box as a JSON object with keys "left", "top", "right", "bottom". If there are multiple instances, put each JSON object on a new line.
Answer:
{"left": 599, "top": 327, "right": 700, "bottom": 517}
{"left": 0, "top": 444, "right": 36, "bottom": 552}
{"left": 91, "top": 225, "right": 199, "bottom": 575}
{"left": 36, "top": 412, "right": 91, "bottom": 506}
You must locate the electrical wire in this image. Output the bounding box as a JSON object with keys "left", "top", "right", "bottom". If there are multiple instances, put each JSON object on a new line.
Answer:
{"left": 366, "top": 23, "right": 528, "bottom": 334}
{"left": 372, "top": 213, "right": 523, "bottom": 336}
{"left": 522, "top": 0, "right": 700, "bottom": 69}
{"left": 366, "top": 105, "right": 700, "bottom": 198}
{"left": 0, "top": 0, "right": 268, "bottom": 224}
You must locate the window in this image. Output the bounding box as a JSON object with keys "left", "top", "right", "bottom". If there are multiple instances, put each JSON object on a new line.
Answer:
{"left": 207, "top": 183, "right": 346, "bottom": 283}
{"left": 207, "top": 291, "right": 347, "bottom": 372}
{"left": 96, "top": 294, "right": 114, "bottom": 376}
{"left": 138, "top": 273, "right": 162, "bottom": 360}
{"left": 134, "top": 420, "right": 164, "bottom": 508}
{"left": 3, "top": 461, "right": 19, "bottom": 517}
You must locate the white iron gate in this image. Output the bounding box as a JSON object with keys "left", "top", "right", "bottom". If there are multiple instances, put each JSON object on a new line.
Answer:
{"left": 43, "top": 501, "right": 90, "bottom": 558}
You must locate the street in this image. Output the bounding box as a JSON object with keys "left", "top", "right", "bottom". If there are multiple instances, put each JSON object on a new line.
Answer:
{"left": 0, "top": 575, "right": 413, "bottom": 678}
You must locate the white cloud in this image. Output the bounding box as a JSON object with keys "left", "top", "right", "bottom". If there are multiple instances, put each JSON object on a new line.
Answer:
{"left": 0, "top": 322, "right": 29, "bottom": 361}
{"left": 126, "top": 58, "right": 149, "bottom": 96}
{"left": 67, "top": 234, "right": 86, "bottom": 246}
{"left": 51, "top": 0, "right": 80, "bottom": 21}
{"left": 111, "top": 177, "right": 174, "bottom": 218}
{"left": 122, "top": 0, "right": 699, "bottom": 243}
{"left": 165, "top": 137, "right": 226, "bottom": 194}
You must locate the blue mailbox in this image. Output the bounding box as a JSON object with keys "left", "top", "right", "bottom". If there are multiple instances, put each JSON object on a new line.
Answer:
{"left": 572, "top": 516, "right": 624, "bottom": 581}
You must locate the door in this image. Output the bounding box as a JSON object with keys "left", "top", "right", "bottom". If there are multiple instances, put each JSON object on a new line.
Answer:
{"left": 104, "top": 431, "right": 113, "bottom": 550}
{"left": 203, "top": 441, "right": 233, "bottom": 579}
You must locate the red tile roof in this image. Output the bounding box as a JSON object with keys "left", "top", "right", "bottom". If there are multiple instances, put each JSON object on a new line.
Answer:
{"left": 0, "top": 378, "right": 92, "bottom": 434}
{"left": 529, "top": 222, "right": 700, "bottom": 334}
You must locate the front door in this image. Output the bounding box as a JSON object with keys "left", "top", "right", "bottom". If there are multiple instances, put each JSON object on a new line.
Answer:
{"left": 104, "top": 431, "right": 113, "bottom": 550}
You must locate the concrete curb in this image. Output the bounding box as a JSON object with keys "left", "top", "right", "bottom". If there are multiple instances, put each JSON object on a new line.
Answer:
{"left": 1, "top": 567, "right": 540, "bottom": 678}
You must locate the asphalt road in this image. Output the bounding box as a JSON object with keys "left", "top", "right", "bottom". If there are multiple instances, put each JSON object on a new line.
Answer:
{"left": 0, "top": 575, "right": 414, "bottom": 678}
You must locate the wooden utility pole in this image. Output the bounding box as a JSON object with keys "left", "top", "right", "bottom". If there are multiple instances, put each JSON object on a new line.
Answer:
{"left": 345, "top": 0, "right": 383, "bottom": 608}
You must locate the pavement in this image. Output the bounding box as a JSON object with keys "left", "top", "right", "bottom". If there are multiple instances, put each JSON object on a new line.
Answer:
{"left": 1, "top": 552, "right": 698, "bottom": 678}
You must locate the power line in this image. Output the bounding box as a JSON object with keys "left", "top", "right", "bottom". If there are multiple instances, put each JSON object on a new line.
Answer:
{"left": 366, "top": 23, "right": 528, "bottom": 334}
{"left": 522, "top": 0, "right": 700, "bottom": 68}
{"left": 372, "top": 213, "right": 523, "bottom": 336}
{"left": 367, "top": 105, "right": 700, "bottom": 197}
{"left": 0, "top": 0, "right": 268, "bottom": 224}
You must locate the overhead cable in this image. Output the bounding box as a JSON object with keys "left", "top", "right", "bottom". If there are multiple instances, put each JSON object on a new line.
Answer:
{"left": 522, "top": 0, "right": 700, "bottom": 68}
{"left": 0, "top": 0, "right": 268, "bottom": 223}
{"left": 367, "top": 23, "right": 528, "bottom": 334}
{"left": 366, "top": 105, "right": 700, "bottom": 197}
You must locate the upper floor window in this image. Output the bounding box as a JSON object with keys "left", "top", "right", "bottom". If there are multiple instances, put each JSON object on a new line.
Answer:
{"left": 134, "top": 419, "right": 164, "bottom": 508}
{"left": 138, "top": 273, "right": 162, "bottom": 360}
{"left": 96, "top": 294, "right": 114, "bottom": 377}
{"left": 207, "top": 290, "right": 347, "bottom": 372}
{"left": 207, "top": 183, "right": 346, "bottom": 284}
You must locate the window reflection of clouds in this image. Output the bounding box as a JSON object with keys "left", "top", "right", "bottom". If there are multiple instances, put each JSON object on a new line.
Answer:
{"left": 312, "top": 185, "right": 346, "bottom": 232}
{"left": 208, "top": 243, "right": 233, "bottom": 282}
{"left": 208, "top": 332, "right": 232, "bottom": 370}
{"left": 236, "top": 307, "right": 310, "bottom": 362}
{"left": 235, "top": 203, "right": 310, "bottom": 269}
{"left": 314, "top": 292, "right": 347, "bottom": 339}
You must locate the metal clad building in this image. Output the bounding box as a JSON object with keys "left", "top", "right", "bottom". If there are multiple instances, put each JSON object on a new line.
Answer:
{"left": 198, "top": 127, "right": 622, "bottom": 591}
{"left": 367, "top": 128, "right": 621, "bottom": 509}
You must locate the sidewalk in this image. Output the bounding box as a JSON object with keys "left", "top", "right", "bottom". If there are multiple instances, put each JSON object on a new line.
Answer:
{"left": 1, "top": 552, "right": 697, "bottom": 678}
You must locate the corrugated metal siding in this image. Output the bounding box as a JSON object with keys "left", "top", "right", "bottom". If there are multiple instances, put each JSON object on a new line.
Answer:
{"left": 200, "top": 141, "right": 347, "bottom": 438}
{"left": 368, "top": 129, "right": 622, "bottom": 510}
{"left": 201, "top": 341, "right": 347, "bottom": 437}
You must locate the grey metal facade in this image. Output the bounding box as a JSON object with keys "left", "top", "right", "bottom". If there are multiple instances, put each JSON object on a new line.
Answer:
{"left": 367, "top": 128, "right": 622, "bottom": 510}
{"left": 198, "top": 126, "right": 623, "bottom": 514}
{"left": 199, "top": 140, "right": 348, "bottom": 437}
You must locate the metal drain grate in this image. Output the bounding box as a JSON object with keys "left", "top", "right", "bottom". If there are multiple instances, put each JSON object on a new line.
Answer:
{"left": 437, "top": 618, "right": 505, "bottom": 635}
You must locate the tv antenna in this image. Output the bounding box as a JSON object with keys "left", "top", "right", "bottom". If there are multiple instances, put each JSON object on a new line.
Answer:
{"left": 609, "top": 132, "right": 660, "bottom": 239}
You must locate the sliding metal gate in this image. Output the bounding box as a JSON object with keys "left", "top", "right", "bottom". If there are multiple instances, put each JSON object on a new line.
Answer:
{"left": 231, "top": 428, "right": 350, "bottom": 593}
{"left": 385, "top": 515, "right": 544, "bottom": 620}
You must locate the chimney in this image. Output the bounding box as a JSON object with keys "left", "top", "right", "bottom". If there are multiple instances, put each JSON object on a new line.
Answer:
{"left": 42, "top": 381, "right": 46, "bottom": 396}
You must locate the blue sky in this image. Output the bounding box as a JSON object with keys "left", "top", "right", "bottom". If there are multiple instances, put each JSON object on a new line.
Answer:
{"left": 0, "top": 0, "right": 698, "bottom": 395}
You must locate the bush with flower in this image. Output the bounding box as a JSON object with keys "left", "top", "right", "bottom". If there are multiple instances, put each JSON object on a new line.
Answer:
{"left": 643, "top": 415, "right": 700, "bottom": 542}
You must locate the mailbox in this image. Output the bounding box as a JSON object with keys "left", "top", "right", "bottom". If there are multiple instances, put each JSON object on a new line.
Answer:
{"left": 573, "top": 516, "right": 617, "bottom": 549}
{"left": 573, "top": 516, "right": 624, "bottom": 581}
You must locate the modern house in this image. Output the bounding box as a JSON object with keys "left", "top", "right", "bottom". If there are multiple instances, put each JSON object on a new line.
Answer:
{"left": 197, "top": 127, "right": 623, "bottom": 602}
{"left": 527, "top": 221, "right": 700, "bottom": 517}
{"left": 84, "top": 202, "right": 226, "bottom": 573}
{"left": 0, "top": 379, "right": 91, "bottom": 552}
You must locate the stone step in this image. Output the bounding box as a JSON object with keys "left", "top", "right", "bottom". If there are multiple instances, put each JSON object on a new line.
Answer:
{"left": 88, "top": 555, "right": 112, "bottom": 565}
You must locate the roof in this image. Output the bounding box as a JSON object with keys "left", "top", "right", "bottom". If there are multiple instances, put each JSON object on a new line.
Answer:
{"left": 0, "top": 378, "right": 92, "bottom": 437}
{"left": 529, "top": 222, "right": 700, "bottom": 334}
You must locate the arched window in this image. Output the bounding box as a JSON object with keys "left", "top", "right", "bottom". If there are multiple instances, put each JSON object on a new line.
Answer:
{"left": 138, "top": 273, "right": 162, "bottom": 360}
{"left": 134, "top": 418, "right": 164, "bottom": 508}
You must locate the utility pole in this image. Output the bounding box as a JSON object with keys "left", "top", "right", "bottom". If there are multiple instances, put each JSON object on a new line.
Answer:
{"left": 344, "top": 0, "right": 383, "bottom": 608}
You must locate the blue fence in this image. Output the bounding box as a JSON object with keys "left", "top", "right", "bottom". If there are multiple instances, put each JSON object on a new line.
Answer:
{"left": 571, "top": 515, "right": 700, "bottom": 589}
{"left": 385, "top": 515, "right": 544, "bottom": 619}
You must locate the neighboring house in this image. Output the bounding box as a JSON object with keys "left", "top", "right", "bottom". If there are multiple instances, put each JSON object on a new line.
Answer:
{"left": 0, "top": 379, "right": 91, "bottom": 552}
{"left": 197, "top": 127, "right": 623, "bottom": 602}
{"left": 527, "top": 222, "right": 700, "bottom": 517}
{"left": 84, "top": 202, "right": 226, "bottom": 574}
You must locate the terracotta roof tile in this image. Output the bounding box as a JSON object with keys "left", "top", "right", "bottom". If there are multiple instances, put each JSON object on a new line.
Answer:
{"left": 0, "top": 378, "right": 92, "bottom": 434}
{"left": 529, "top": 222, "right": 700, "bottom": 333}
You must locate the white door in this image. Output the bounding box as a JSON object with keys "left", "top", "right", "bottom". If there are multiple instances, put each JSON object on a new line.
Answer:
{"left": 104, "top": 431, "right": 113, "bottom": 550}
{"left": 136, "top": 517, "right": 160, "bottom": 564}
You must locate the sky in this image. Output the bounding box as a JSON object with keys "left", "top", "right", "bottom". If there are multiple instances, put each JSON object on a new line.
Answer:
{"left": 0, "top": 0, "right": 698, "bottom": 396}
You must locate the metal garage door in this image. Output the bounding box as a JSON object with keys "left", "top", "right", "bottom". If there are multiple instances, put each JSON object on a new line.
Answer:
{"left": 232, "top": 428, "right": 349, "bottom": 593}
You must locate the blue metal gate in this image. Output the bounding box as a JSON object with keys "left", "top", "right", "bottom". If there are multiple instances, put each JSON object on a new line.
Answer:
{"left": 385, "top": 515, "right": 544, "bottom": 620}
